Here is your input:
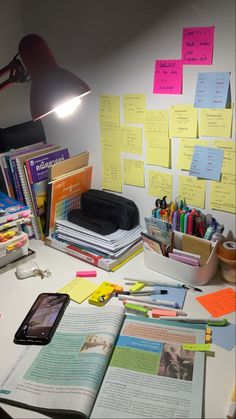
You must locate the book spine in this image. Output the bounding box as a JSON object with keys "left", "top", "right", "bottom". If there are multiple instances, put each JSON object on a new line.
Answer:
{"left": 10, "top": 157, "right": 25, "bottom": 203}
{"left": 16, "top": 158, "right": 41, "bottom": 240}
{"left": 2, "top": 155, "right": 16, "bottom": 198}
{"left": 23, "top": 165, "right": 44, "bottom": 239}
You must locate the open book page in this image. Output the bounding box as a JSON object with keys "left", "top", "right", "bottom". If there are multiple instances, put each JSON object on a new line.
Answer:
{"left": 91, "top": 316, "right": 206, "bottom": 419}
{"left": 0, "top": 305, "right": 125, "bottom": 418}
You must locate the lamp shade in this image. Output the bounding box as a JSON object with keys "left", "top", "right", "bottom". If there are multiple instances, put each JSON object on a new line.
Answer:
{"left": 19, "top": 34, "right": 91, "bottom": 120}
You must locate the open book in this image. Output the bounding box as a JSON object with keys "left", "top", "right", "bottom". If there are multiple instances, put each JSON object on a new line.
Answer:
{"left": 0, "top": 305, "right": 205, "bottom": 418}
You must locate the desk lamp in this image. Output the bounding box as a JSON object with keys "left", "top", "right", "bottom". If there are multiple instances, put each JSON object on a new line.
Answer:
{"left": 0, "top": 33, "right": 91, "bottom": 120}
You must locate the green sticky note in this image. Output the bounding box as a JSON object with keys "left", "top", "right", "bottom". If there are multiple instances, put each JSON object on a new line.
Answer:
{"left": 182, "top": 343, "right": 211, "bottom": 351}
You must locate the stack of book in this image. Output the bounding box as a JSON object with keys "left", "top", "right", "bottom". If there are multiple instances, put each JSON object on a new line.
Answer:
{"left": 45, "top": 220, "right": 143, "bottom": 271}
{"left": 0, "top": 142, "right": 92, "bottom": 240}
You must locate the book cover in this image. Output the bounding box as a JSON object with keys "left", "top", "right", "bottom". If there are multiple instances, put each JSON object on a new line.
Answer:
{"left": 0, "top": 191, "right": 30, "bottom": 225}
{"left": 24, "top": 148, "right": 70, "bottom": 236}
{"left": 48, "top": 151, "right": 89, "bottom": 181}
{"left": 45, "top": 165, "right": 93, "bottom": 236}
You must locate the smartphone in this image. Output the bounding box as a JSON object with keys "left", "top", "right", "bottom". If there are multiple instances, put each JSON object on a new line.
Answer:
{"left": 14, "top": 293, "right": 70, "bottom": 345}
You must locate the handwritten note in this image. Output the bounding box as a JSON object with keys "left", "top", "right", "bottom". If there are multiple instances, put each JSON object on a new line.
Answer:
{"left": 179, "top": 175, "right": 206, "bottom": 208}
{"left": 121, "top": 125, "right": 142, "bottom": 154}
{"left": 145, "top": 110, "right": 169, "bottom": 140}
{"left": 100, "top": 95, "right": 120, "bottom": 115}
{"left": 153, "top": 59, "right": 183, "bottom": 94}
{"left": 212, "top": 140, "right": 236, "bottom": 175}
{"left": 148, "top": 170, "right": 173, "bottom": 201}
{"left": 170, "top": 105, "right": 198, "bottom": 138}
{"left": 177, "top": 138, "right": 208, "bottom": 170}
{"left": 194, "top": 72, "right": 231, "bottom": 108}
{"left": 182, "top": 26, "right": 215, "bottom": 65}
{"left": 196, "top": 288, "right": 236, "bottom": 317}
{"left": 189, "top": 145, "right": 224, "bottom": 181}
{"left": 146, "top": 137, "right": 170, "bottom": 168}
{"left": 199, "top": 108, "right": 233, "bottom": 138}
{"left": 210, "top": 173, "right": 236, "bottom": 213}
{"left": 123, "top": 159, "right": 145, "bottom": 187}
{"left": 123, "top": 94, "right": 146, "bottom": 124}
{"left": 102, "top": 165, "right": 122, "bottom": 193}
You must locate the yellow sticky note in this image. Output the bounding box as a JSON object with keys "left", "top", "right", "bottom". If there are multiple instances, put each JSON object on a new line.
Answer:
{"left": 99, "top": 95, "right": 120, "bottom": 116}
{"left": 182, "top": 343, "right": 211, "bottom": 351}
{"left": 121, "top": 125, "right": 142, "bottom": 154}
{"left": 145, "top": 109, "right": 169, "bottom": 140}
{"left": 58, "top": 278, "right": 98, "bottom": 304}
{"left": 123, "top": 94, "right": 146, "bottom": 124}
{"left": 179, "top": 175, "right": 206, "bottom": 208}
{"left": 146, "top": 137, "right": 170, "bottom": 168}
{"left": 199, "top": 108, "right": 233, "bottom": 138}
{"left": 212, "top": 140, "right": 236, "bottom": 175}
{"left": 102, "top": 164, "right": 122, "bottom": 193}
{"left": 170, "top": 105, "right": 198, "bottom": 138}
{"left": 177, "top": 138, "right": 208, "bottom": 170}
{"left": 210, "top": 174, "right": 236, "bottom": 213}
{"left": 101, "top": 135, "right": 121, "bottom": 166}
{"left": 123, "top": 159, "right": 145, "bottom": 187}
{"left": 148, "top": 170, "right": 173, "bottom": 201}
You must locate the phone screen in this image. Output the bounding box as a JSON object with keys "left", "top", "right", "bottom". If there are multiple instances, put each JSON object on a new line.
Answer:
{"left": 14, "top": 293, "right": 69, "bottom": 345}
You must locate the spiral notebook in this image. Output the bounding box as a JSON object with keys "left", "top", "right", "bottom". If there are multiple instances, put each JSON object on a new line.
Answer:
{"left": 15, "top": 144, "right": 59, "bottom": 239}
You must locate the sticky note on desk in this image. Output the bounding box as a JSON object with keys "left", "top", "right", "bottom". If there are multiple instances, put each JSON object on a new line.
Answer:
{"left": 58, "top": 278, "right": 98, "bottom": 304}
{"left": 211, "top": 323, "right": 236, "bottom": 351}
{"left": 196, "top": 287, "right": 236, "bottom": 317}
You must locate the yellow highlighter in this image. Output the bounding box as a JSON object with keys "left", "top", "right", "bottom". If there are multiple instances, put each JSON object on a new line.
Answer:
{"left": 89, "top": 281, "right": 117, "bottom": 306}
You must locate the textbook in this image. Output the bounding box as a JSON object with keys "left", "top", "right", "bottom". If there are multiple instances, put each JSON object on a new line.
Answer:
{"left": 0, "top": 191, "right": 30, "bottom": 225}
{"left": 0, "top": 305, "right": 205, "bottom": 418}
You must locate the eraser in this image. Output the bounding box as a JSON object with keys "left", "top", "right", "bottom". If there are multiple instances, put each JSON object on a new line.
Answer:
{"left": 76, "top": 270, "right": 97, "bottom": 278}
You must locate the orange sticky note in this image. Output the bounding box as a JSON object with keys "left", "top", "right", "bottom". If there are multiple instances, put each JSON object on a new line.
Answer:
{"left": 196, "top": 287, "right": 236, "bottom": 317}
{"left": 152, "top": 309, "right": 177, "bottom": 318}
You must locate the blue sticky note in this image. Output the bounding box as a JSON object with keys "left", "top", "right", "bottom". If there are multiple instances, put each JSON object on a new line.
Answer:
{"left": 211, "top": 323, "right": 236, "bottom": 351}
{"left": 151, "top": 286, "right": 187, "bottom": 309}
{"left": 194, "top": 72, "right": 231, "bottom": 108}
{"left": 189, "top": 145, "right": 224, "bottom": 181}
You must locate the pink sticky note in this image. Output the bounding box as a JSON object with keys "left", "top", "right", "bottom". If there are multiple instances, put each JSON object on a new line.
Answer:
{"left": 153, "top": 59, "right": 183, "bottom": 94}
{"left": 152, "top": 309, "right": 177, "bottom": 318}
{"left": 182, "top": 26, "right": 215, "bottom": 65}
{"left": 76, "top": 270, "right": 97, "bottom": 278}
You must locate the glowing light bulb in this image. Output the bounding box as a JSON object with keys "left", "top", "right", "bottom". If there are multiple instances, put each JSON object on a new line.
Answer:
{"left": 54, "top": 96, "right": 81, "bottom": 118}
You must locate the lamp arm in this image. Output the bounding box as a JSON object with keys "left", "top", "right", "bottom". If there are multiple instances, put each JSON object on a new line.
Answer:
{"left": 0, "top": 54, "right": 30, "bottom": 90}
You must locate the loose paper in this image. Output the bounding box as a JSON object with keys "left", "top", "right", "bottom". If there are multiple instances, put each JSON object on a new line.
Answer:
{"left": 189, "top": 145, "right": 224, "bottom": 181}
{"left": 153, "top": 59, "right": 183, "bottom": 94}
{"left": 182, "top": 26, "right": 215, "bottom": 65}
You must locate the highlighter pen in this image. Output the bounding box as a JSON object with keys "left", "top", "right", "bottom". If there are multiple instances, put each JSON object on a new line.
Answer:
{"left": 172, "top": 211, "right": 178, "bottom": 231}
{"left": 122, "top": 300, "right": 187, "bottom": 316}
{"left": 180, "top": 212, "right": 185, "bottom": 233}
{"left": 113, "top": 290, "right": 168, "bottom": 297}
{"left": 157, "top": 317, "right": 229, "bottom": 326}
{"left": 118, "top": 294, "right": 180, "bottom": 308}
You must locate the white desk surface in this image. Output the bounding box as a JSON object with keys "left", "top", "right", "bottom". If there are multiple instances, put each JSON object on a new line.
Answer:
{"left": 0, "top": 239, "right": 235, "bottom": 419}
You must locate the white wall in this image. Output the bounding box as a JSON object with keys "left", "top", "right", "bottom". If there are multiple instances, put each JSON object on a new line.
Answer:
{"left": 1, "top": 0, "right": 235, "bottom": 237}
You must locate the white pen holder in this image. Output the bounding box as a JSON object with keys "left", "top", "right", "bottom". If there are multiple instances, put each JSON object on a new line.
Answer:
{"left": 143, "top": 231, "right": 219, "bottom": 286}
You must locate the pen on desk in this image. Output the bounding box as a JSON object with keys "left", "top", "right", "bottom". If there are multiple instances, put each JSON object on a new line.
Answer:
{"left": 118, "top": 294, "right": 180, "bottom": 308}
{"left": 121, "top": 299, "right": 187, "bottom": 316}
{"left": 124, "top": 278, "right": 202, "bottom": 293}
{"left": 113, "top": 290, "right": 168, "bottom": 297}
{"left": 157, "top": 316, "right": 229, "bottom": 326}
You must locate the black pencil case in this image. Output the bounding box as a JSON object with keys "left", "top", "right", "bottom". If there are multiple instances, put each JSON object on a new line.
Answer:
{"left": 80, "top": 189, "right": 139, "bottom": 230}
{"left": 67, "top": 208, "right": 117, "bottom": 235}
